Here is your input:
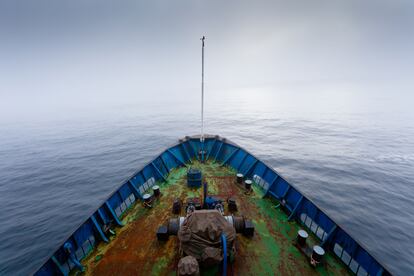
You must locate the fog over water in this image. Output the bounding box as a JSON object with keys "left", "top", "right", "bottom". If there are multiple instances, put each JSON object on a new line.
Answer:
{"left": 0, "top": 0, "right": 413, "bottom": 275}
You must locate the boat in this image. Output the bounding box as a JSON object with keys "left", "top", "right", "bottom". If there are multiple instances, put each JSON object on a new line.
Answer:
{"left": 34, "top": 38, "right": 391, "bottom": 276}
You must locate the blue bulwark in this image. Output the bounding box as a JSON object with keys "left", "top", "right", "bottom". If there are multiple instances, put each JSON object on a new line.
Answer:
{"left": 281, "top": 185, "right": 291, "bottom": 200}
{"left": 97, "top": 208, "right": 108, "bottom": 225}
{"left": 192, "top": 140, "right": 200, "bottom": 161}
{"left": 151, "top": 162, "right": 167, "bottom": 182}
{"left": 236, "top": 152, "right": 248, "bottom": 171}
{"left": 159, "top": 155, "right": 169, "bottom": 174}
{"left": 206, "top": 139, "right": 216, "bottom": 160}
{"left": 264, "top": 175, "right": 279, "bottom": 197}
{"left": 33, "top": 136, "right": 391, "bottom": 276}
{"left": 320, "top": 225, "right": 337, "bottom": 248}
{"left": 51, "top": 256, "right": 67, "bottom": 276}
{"left": 377, "top": 268, "right": 384, "bottom": 276}
{"left": 90, "top": 214, "right": 108, "bottom": 243}
{"left": 180, "top": 143, "right": 192, "bottom": 163}
{"left": 105, "top": 201, "right": 124, "bottom": 226}
{"left": 244, "top": 159, "right": 258, "bottom": 176}
{"left": 214, "top": 141, "right": 224, "bottom": 161}
{"left": 288, "top": 195, "right": 303, "bottom": 221}
{"left": 128, "top": 180, "right": 142, "bottom": 200}
{"left": 221, "top": 148, "right": 239, "bottom": 166}
{"left": 140, "top": 170, "right": 147, "bottom": 182}
{"left": 167, "top": 149, "right": 187, "bottom": 167}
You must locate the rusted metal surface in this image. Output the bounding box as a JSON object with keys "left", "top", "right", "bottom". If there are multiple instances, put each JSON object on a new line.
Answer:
{"left": 82, "top": 161, "right": 349, "bottom": 275}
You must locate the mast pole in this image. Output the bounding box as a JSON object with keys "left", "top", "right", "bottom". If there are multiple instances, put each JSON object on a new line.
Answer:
{"left": 201, "top": 36, "right": 205, "bottom": 162}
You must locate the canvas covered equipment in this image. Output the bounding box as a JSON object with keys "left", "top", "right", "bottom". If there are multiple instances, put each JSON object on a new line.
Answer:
{"left": 178, "top": 210, "right": 236, "bottom": 261}
{"left": 177, "top": 256, "right": 200, "bottom": 276}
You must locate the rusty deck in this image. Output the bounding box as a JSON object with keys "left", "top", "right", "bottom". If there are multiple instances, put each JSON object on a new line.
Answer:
{"left": 80, "top": 161, "right": 349, "bottom": 275}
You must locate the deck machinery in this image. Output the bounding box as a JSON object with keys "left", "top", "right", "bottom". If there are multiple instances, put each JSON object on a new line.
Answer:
{"left": 156, "top": 170, "right": 254, "bottom": 275}
{"left": 32, "top": 137, "right": 391, "bottom": 275}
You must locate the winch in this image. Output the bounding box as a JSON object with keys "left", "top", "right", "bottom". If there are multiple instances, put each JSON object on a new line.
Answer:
{"left": 156, "top": 180, "right": 254, "bottom": 275}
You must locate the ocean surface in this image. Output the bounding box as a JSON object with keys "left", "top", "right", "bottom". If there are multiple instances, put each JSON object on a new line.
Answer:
{"left": 0, "top": 93, "right": 413, "bottom": 275}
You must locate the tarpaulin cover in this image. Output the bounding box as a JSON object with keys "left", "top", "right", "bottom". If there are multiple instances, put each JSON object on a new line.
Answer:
{"left": 178, "top": 210, "right": 236, "bottom": 260}
{"left": 201, "top": 247, "right": 222, "bottom": 266}
{"left": 177, "top": 256, "right": 200, "bottom": 276}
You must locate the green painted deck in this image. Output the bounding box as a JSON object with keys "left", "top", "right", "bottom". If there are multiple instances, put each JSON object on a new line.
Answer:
{"left": 81, "top": 160, "right": 349, "bottom": 275}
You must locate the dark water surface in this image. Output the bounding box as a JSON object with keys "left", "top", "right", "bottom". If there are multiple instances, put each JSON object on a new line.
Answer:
{"left": 0, "top": 95, "right": 413, "bottom": 275}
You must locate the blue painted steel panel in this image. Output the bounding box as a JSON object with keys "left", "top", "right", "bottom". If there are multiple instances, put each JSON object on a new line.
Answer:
{"left": 53, "top": 246, "right": 70, "bottom": 269}
{"left": 91, "top": 214, "right": 108, "bottom": 243}
{"left": 263, "top": 169, "right": 278, "bottom": 188}
{"left": 34, "top": 135, "right": 391, "bottom": 276}
{"left": 219, "top": 143, "right": 235, "bottom": 162}
{"left": 285, "top": 187, "right": 301, "bottom": 208}
{"left": 108, "top": 192, "right": 122, "bottom": 212}
{"left": 97, "top": 207, "right": 110, "bottom": 225}
{"left": 301, "top": 199, "right": 319, "bottom": 220}
{"left": 221, "top": 147, "right": 239, "bottom": 165}
{"left": 315, "top": 211, "right": 335, "bottom": 234}
{"left": 239, "top": 154, "right": 254, "bottom": 173}
{"left": 152, "top": 162, "right": 166, "bottom": 181}
{"left": 243, "top": 158, "right": 258, "bottom": 177}
{"left": 229, "top": 149, "right": 247, "bottom": 170}
{"left": 185, "top": 140, "right": 197, "bottom": 159}
{"left": 119, "top": 184, "right": 132, "bottom": 201}
{"left": 251, "top": 161, "right": 267, "bottom": 178}
{"left": 73, "top": 223, "right": 94, "bottom": 253}
{"left": 154, "top": 157, "right": 168, "bottom": 176}
{"left": 129, "top": 174, "right": 139, "bottom": 187}
{"left": 205, "top": 138, "right": 216, "bottom": 160}
{"left": 288, "top": 195, "right": 303, "bottom": 221}
{"left": 167, "top": 148, "right": 186, "bottom": 166}
{"left": 105, "top": 201, "right": 123, "bottom": 226}
{"left": 180, "top": 143, "right": 191, "bottom": 162}
{"left": 162, "top": 151, "right": 178, "bottom": 170}
{"left": 213, "top": 141, "right": 224, "bottom": 161}
{"left": 158, "top": 155, "right": 169, "bottom": 174}
{"left": 142, "top": 165, "right": 154, "bottom": 182}
{"left": 270, "top": 177, "right": 288, "bottom": 198}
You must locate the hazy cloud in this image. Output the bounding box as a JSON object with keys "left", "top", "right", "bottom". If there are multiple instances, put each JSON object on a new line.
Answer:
{"left": 1, "top": 0, "right": 413, "bottom": 121}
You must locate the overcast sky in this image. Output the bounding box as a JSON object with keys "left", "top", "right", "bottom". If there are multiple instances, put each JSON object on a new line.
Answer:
{"left": 1, "top": 0, "right": 413, "bottom": 122}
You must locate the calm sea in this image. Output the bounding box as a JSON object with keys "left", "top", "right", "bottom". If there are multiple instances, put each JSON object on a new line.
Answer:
{"left": 0, "top": 92, "right": 413, "bottom": 275}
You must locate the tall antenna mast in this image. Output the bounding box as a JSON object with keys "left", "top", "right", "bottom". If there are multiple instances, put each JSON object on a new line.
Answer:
{"left": 200, "top": 36, "right": 206, "bottom": 162}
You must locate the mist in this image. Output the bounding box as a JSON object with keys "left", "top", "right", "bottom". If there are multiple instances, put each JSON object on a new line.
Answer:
{"left": 1, "top": 0, "right": 413, "bottom": 123}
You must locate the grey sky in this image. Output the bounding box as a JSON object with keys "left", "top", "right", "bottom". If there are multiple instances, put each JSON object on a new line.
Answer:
{"left": 1, "top": 0, "right": 413, "bottom": 121}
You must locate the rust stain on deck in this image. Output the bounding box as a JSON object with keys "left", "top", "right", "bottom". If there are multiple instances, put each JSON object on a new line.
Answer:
{"left": 82, "top": 161, "right": 349, "bottom": 276}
